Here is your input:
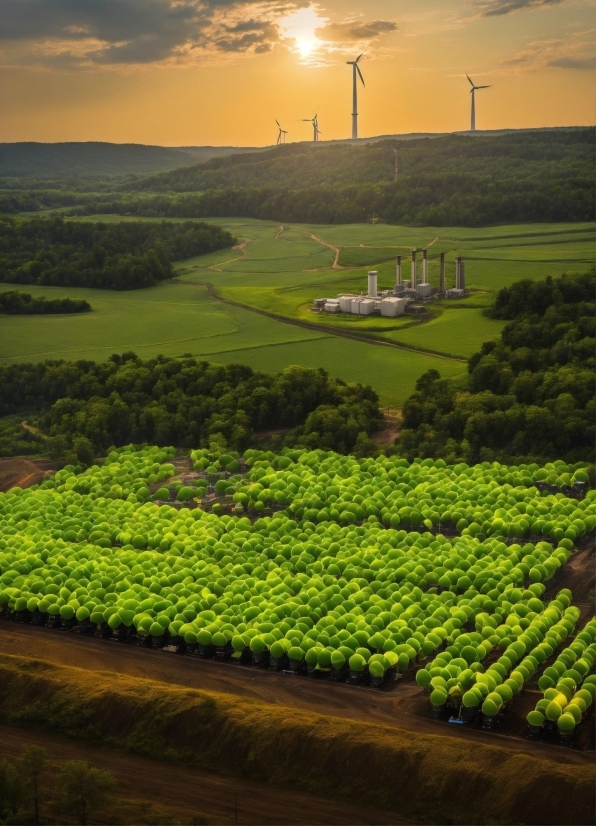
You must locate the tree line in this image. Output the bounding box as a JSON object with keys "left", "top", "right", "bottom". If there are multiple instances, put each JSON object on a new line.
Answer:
{"left": 0, "top": 290, "right": 91, "bottom": 314}
{"left": 0, "top": 357, "right": 383, "bottom": 463}
{"left": 397, "top": 270, "right": 595, "bottom": 466}
{"left": 68, "top": 171, "right": 594, "bottom": 226}
{"left": 0, "top": 745, "right": 115, "bottom": 826}
{"left": 0, "top": 216, "right": 235, "bottom": 290}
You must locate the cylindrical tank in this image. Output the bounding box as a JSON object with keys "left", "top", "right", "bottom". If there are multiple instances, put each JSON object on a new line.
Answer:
{"left": 367, "top": 270, "right": 378, "bottom": 298}
{"left": 396, "top": 255, "right": 402, "bottom": 285}
{"left": 422, "top": 249, "right": 428, "bottom": 284}
{"left": 411, "top": 250, "right": 417, "bottom": 289}
{"left": 439, "top": 252, "right": 445, "bottom": 291}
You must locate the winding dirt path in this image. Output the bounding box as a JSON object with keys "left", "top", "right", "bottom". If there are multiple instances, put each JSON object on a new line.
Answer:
{"left": 209, "top": 238, "right": 251, "bottom": 271}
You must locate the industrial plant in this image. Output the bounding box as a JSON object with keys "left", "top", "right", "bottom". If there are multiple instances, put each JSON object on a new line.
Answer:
{"left": 312, "top": 250, "right": 468, "bottom": 317}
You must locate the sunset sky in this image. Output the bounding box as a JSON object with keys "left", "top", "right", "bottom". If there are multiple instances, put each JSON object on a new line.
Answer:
{"left": 0, "top": 0, "right": 594, "bottom": 146}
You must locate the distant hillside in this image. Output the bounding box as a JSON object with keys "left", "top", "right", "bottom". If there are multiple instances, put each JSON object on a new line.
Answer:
{"left": 0, "top": 142, "right": 261, "bottom": 178}
{"left": 126, "top": 128, "right": 595, "bottom": 193}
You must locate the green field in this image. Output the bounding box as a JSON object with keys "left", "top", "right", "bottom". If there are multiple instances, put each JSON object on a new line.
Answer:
{"left": 1, "top": 217, "right": 592, "bottom": 406}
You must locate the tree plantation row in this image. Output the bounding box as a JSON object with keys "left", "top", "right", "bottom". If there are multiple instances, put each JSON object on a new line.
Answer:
{"left": 1, "top": 445, "right": 594, "bottom": 722}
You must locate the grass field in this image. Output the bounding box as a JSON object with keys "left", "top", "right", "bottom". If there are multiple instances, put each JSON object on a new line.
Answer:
{"left": 1, "top": 216, "right": 592, "bottom": 406}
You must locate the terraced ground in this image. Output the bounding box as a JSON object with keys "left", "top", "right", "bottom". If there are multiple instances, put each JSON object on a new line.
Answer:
{"left": 0, "top": 218, "right": 592, "bottom": 405}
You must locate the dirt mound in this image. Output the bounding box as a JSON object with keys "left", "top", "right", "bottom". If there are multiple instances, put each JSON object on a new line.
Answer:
{"left": 0, "top": 457, "right": 59, "bottom": 492}
{"left": 0, "top": 653, "right": 593, "bottom": 825}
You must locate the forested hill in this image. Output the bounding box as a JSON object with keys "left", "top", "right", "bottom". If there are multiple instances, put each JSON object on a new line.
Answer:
{"left": 128, "top": 129, "right": 594, "bottom": 193}
{"left": 71, "top": 128, "right": 594, "bottom": 225}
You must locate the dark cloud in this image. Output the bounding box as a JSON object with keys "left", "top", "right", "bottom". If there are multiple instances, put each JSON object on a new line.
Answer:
{"left": 547, "top": 55, "right": 596, "bottom": 68}
{"left": 478, "top": 0, "right": 567, "bottom": 16}
{"left": 0, "top": 0, "right": 307, "bottom": 65}
{"left": 316, "top": 19, "right": 397, "bottom": 43}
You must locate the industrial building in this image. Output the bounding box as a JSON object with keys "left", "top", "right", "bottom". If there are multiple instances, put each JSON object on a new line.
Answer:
{"left": 312, "top": 249, "right": 468, "bottom": 316}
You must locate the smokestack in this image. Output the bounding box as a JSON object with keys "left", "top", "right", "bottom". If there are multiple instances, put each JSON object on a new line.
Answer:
{"left": 411, "top": 249, "right": 417, "bottom": 289}
{"left": 460, "top": 259, "right": 465, "bottom": 291}
{"left": 439, "top": 252, "right": 445, "bottom": 291}
{"left": 367, "top": 270, "right": 378, "bottom": 298}
{"left": 456, "top": 256, "right": 462, "bottom": 290}
{"left": 422, "top": 249, "right": 428, "bottom": 285}
{"left": 396, "top": 255, "right": 402, "bottom": 285}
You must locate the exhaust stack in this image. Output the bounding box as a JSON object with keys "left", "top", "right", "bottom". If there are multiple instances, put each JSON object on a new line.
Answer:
{"left": 439, "top": 252, "right": 445, "bottom": 291}
{"left": 367, "top": 270, "right": 378, "bottom": 298}
{"left": 411, "top": 249, "right": 417, "bottom": 289}
{"left": 422, "top": 249, "right": 428, "bottom": 285}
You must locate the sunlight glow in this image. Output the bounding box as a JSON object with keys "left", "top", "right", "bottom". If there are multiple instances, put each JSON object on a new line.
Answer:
{"left": 280, "top": 7, "right": 326, "bottom": 62}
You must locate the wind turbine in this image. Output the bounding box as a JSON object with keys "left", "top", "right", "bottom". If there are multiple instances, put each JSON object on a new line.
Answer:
{"left": 303, "top": 114, "right": 320, "bottom": 142}
{"left": 347, "top": 54, "right": 365, "bottom": 140}
{"left": 466, "top": 74, "right": 491, "bottom": 132}
{"left": 275, "top": 119, "right": 288, "bottom": 145}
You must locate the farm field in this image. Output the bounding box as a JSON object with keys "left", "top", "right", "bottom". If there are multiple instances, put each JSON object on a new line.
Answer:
{"left": 1, "top": 216, "right": 592, "bottom": 406}
{"left": 0, "top": 444, "right": 595, "bottom": 824}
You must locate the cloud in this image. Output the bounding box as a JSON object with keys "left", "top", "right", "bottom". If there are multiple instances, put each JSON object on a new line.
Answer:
{"left": 501, "top": 31, "right": 596, "bottom": 71}
{"left": 476, "top": 0, "right": 568, "bottom": 15}
{"left": 316, "top": 20, "right": 397, "bottom": 43}
{"left": 547, "top": 55, "right": 596, "bottom": 68}
{"left": 0, "top": 0, "right": 310, "bottom": 68}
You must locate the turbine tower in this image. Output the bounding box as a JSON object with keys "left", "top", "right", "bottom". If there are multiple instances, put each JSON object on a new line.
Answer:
{"left": 275, "top": 120, "right": 288, "bottom": 146}
{"left": 303, "top": 114, "right": 320, "bottom": 142}
{"left": 466, "top": 74, "right": 491, "bottom": 132}
{"left": 347, "top": 54, "right": 365, "bottom": 140}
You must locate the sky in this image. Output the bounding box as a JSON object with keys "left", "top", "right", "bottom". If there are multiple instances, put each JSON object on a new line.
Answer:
{"left": 0, "top": 0, "right": 594, "bottom": 146}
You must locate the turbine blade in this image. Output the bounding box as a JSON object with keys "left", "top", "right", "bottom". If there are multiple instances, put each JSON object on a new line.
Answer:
{"left": 466, "top": 73, "right": 474, "bottom": 86}
{"left": 355, "top": 53, "right": 363, "bottom": 63}
{"left": 276, "top": 119, "right": 280, "bottom": 127}
{"left": 477, "top": 85, "right": 491, "bottom": 89}
{"left": 357, "top": 65, "right": 365, "bottom": 86}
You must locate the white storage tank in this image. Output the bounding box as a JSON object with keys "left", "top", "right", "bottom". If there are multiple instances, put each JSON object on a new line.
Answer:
{"left": 350, "top": 298, "right": 362, "bottom": 314}
{"left": 324, "top": 300, "right": 340, "bottom": 313}
{"left": 359, "top": 299, "right": 376, "bottom": 315}
{"left": 367, "top": 271, "right": 378, "bottom": 298}
{"left": 339, "top": 295, "right": 355, "bottom": 313}
{"left": 417, "top": 283, "right": 432, "bottom": 298}
{"left": 381, "top": 297, "right": 406, "bottom": 317}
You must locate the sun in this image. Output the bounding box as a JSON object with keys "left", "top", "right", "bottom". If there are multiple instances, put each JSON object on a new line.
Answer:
{"left": 298, "top": 38, "right": 314, "bottom": 58}
{"left": 280, "top": 7, "right": 326, "bottom": 61}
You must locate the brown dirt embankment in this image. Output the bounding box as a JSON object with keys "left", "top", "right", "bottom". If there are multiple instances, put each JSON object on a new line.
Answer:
{"left": 0, "top": 724, "right": 403, "bottom": 826}
{"left": 0, "top": 654, "right": 593, "bottom": 826}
